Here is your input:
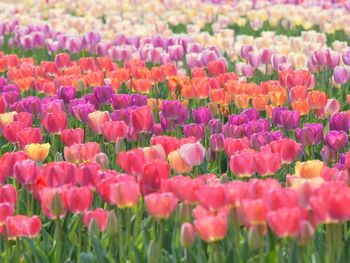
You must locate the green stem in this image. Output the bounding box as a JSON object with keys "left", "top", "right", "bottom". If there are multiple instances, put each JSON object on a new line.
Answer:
{"left": 125, "top": 208, "right": 132, "bottom": 260}
{"left": 116, "top": 208, "right": 124, "bottom": 263}
{"left": 158, "top": 220, "right": 165, "bottom": 262}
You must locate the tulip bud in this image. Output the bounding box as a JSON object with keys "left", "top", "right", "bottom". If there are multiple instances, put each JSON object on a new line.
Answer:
{"left": 180, "top": 223, "right": 196, "bottom": 248}
{"left": 179, "top": 203, "right": 192, "bottom": 223}
{"left": 94, "top": 152, "right": 109, "bottom": 170}
{"left": 52, "top": 193, "right": 64, "bottom": 218}
{"left": 147, "top": 240, "right": 159, "bottom": 263}
{"left": 106, "top": 211, "right": 118, "bottom": 236}
{"left": 297, "top": 220, "right": 314, "bottom": 246}
{"left": 88, "top": 218, "right": 99, "bottom": 238}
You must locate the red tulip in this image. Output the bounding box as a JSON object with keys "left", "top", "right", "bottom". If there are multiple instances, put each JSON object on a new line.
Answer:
{"left": 5, "top": 215, "right": 41, "bottom": 238}
{"left": 0, "top": 186, "right": 16, "bottom": 209}
{"left": 0, "top": 95, "right": 7, "bottom": 113}
{"left": 224, "top": 137, "right": 250, "bottom": 157}
{"left": 265, "top": 188, "right": 299, "bottom": 211}
{"left": 196, "top": 185, "right": 227, "bottom": 211}
{"left": 14, "top": 112, "right": 32, "bottom": 128}
{"left": 143, "top": 144, "right": 166, "bottom": 162}
{"left": 77, "top": 162, "right": 102, "bottom": 188}
{"left": 225, "top": 181, "right": 247, "bottom": 208}
{"left": 3, "top": 121, "right": 23, "bottom": 143}
{"left": 0, "top": 151, "right": 28, "bottom": 179}
{"left": 241, "top": 199, "right": 267, "bottom": 226}
{"left": 117, "top": 148, "right": 145, "bottom": 175}
{"left": 14, "top": 159, "right": 40, "bottom": 186}
{"left": 141, "top": 159, "right": 170, "bottom": 196}
{"left": 150, "top": 136, "right": 179, "bottom": 156}
{"left": 269, "top": 138, "right": 300, "bottom": 164}
{"left": 80, "top": 142, "right": 101, "bottom": 163}
{"left": 82, "top": 209, "right": 109, "bottom": 231}
{"left": 42, "top": 162, "right": 76, "bottom": 187}
{"left": 110, "top": 181, "right": 140, "bottom": 208}
{"left": 229, "top": 150, "right": 256, "bottom": 177}
{"left": 96, "top": 173, "right": 136, "bottom": 204}
{"left": 145, "top": 192, "right": 178, "bottom": 219}
{"left": 42, "top": 111, "right": 68, "bottom": 134}
{"left": 194, "top": 214, "right": 228, "bottom": 243}
{"left": 169, "top": 176, "right": 204, "bottom": 204}
{"left": 267, "top": 207, "right": 302, "bottom": 237}
{"left": 66, "top": 186, "right": 93, "bottom": 213}
{"left": 131, "top": 106, "right": 154, "bottom": 133}
{"left": 101, "top": 120, "right": 128, "bottom": 142}
{"left": 0, "top": 203, "right": 14, "bottom": 223}
{"left": 17, "top": 127, "right": 43, "bottom": 149}
{"left": 254, "top": 152, "right": 282, "bottom": 177}
{"left": 38, "top": 186, "right": 68, "bottom": 219}
{"left": 207, "top": 59, "right": 227, "bottom": 77}
{"left": 61, "top": 128, "right": 84, "bottom": 146}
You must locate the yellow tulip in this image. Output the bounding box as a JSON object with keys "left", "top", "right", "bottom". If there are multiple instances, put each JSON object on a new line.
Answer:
{"left": 295, "top": 160, "right": 324, "bottom": 179}
{"left": 25, "top": 143, "right": 51, "bottom": 162}
{"left": 0, "top": 112, "right": 16, "bottom": 127}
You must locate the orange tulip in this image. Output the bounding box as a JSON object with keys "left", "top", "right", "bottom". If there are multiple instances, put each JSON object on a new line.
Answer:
{"left": 295, "top": 160, "right": 324, "bottom": 179}
{"left": 307, "top": 90, "right": 327, "bottom": 110}
{"left": 209, "top": 88, "right": 225, "bottom": 104}
{"left": 234, "top": 94, "right": 250, "bottom": 109}
{"left": 168, "top": 150, "right": 192, "bottom": 174}
{"left": 252, "top": 94, "right": 268, "bottom": 111}
{"left": 291, "top": 99, "right": 310, "bottom": 116}
{"left": 269, "top": 91, "right": 287, "bottom": 106}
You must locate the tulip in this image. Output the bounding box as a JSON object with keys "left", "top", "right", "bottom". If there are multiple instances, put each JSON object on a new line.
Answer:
{"left": 329, "top": 112, "right": 349, "bottom": 132}
{"left": 270, "top": 138, "right": 300, "bottom": 164}
{"left": 61, "top": 128, "right": 84, "bottom": 146}
{"left": 39, "top": 187, "right": 68, "bottom": 219}
{"left": 117, "top": 148, "right": 145, "bottom": 175}
{"left": 281, "top": 110, "right": 300, "bottom": 131}
{"left": 209, "top": 134, "right": 225, "bottom": 152}
{"left": 110, "top": 94, "right": 130, "bottom": 110}
{"left": 168, "top": 150, "right": 192, "bottom": 174}
{"left": 25, "top": 143, "right": 50, "bottom": 162}
{"left": 93, "top": 85, "right": 113, "bottom": 104}
{"left": 42, "top": 162, "right": 76, "bottom": 187}
{"left": 0, "top": 151, "right": 28, "bottom": 179}
{"left": 192, "top": 107, "right": 212, "bottom": 125}
{"left": 254, "top": 152, "right": 282, "bottom": 177}
{"left": 207, "top": 59, "right": 226, "bottom": 77}
{"left": 101, "top": 121, "right": 128, "bottom": 142}
{"left": 141, "top": 159, "right": 170, "bottom": 196}
{"left": 0, "top": 203, "right": 14, "bottom": 223}
{"left": 333, "top": 66, "right": 349, "bottom": 84}
{"left": 297, "top": 220, "right": 314, "bottom": 246}
{"left": 324, "top": 99, "right": 341, "bottom": 118}
{"left": 80, "top": 142, "right": 101, "bottom": 163}
{"left": 0, "top": 185, "right": 17, "bottom": 205}
{"left": 224, "top": 137, "right": 250, "bottom": 157}
{"left": 82, "top": 209, "right": 108, "bottom": 232}
{"left": 145, "top": 192, "right": 178, "bottom": 219}
{"left": 57, "top": 86, "right": 76, "bottom": 104}
{"left": 110, "top": 181, "right": 140, "bottom": 208}
{"left": 143, "top": 144, "right": 166, "bottom": 162}
{"left": 3, "top": 121, "right": 22, "bottom": 144}
{"left": 151, "top": 136, "right": 179, "bottom": 156}
{"left": 77, "top": 162, "right": 102, "bottom": 188}
{"left": 66, "top": 186, "right": 93, "bottom": 213}
{"left": 296, "top": 123, "right": 323, "bottom": 146}
{"left": 183, "top": 124, "right": 205, "bottom": 140}
{"left": 325, "top": 130, "right": 348, "bottom": 152}
{"left": 5, "top": 215, "right": 41, "bottom": 238}
{"left": 267, "top": 207, "right": 302, "bottom": 238}
{"left": 131, "top": 106, "right": 154, "bottom": 133}
{"left": 180, "top": 223, "right": 196, "bottom": 248}
{"left": 177, "top": 142, "right": 206, "bottom": 167}
{"left": 42, "top": 111, "right": 68, "bottom": 134}
{"left": 14, "top": 159, "right": 40, "bottom": 186}
{"left": 229, "top": 150, "right": 256, "bottom": 177}
{"left": 17, "top": 127, "right": 43, "bottom": 149}
{"left": 194, "top": 214, "right": 228, "bottom": 243}
{"left": 87, "top": 111, "right": 110, "bottom": 134}
{"left": 196, "top": 185, "right": 227, "bottom": 211}
{"left": 295, "top": 160, "right": 324, "bottom": 179}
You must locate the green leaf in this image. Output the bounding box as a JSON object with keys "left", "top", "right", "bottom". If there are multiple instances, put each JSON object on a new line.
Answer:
{"left": 92, "top": 236, "right": 110, "bottom": 263}
{"left": 25, "top": 238, "right": 50, "bottom": 263}
{"left": 78, "top": 252, "right": 95, "bottom": 263}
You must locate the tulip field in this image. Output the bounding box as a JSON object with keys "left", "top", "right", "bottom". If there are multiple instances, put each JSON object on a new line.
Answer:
{"left": 2, "top": 0, "right": 350, "bottom": 262}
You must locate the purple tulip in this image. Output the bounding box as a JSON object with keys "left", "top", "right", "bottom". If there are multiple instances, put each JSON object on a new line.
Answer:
{"left": 325, "top": 130, "right": 348, "bottom": 152}
{"left": 241, "top": 108, "right": 260, "bottom": 121}
{"left": 242, "top": 64, "right": 255, "bottom": 78}
{"left": 209, "top": 119, "right": 223, "bottom": 134}
{"left": 228, "top": 114, "right": 249, "bottom": 126}
{"left": 260, "top": 48, "right": 274, "bottom": 65}
{"left": 57, "top": 86, "right": 76, "bottom": 104}
{"left": 333, "top": 66, "right": 349, "bottom": 84}
{"left": 271, "top": 54, "right": 287, "bottom": 70}
{"left": 281, "top": 110, "right": 300, "bottom": 131}
{"left": 183, "top": 124, "right": 205, "bottom": 140}
{"left": 130, "top": 94, "right": 147, "bottom": 107}
{"left": 321, "top": 146, "right": 337, "bottom": 163}
{"left": 311, "top": 49, "right": 327, "bottom": 67}
{"left": 223, "top": 124, "right": 243, "bottom": 138}
{"left": 160, "top": 113, "right": 177, "bottom": 132}
{"left": 110, "top": 94, "right": 130, "bottom": 110}
{"left": 240, "top": 45, "right": 254, "bottom": 59}
{"left": 169, "top": 45, "right": 184, "bottom": 61}
{"left": 248, "top": 52, "right": 262, "bottom": 68}
{"left": 296, "top": 123, "right": 324, "bottom": 146}
{"left": 161, "top": 100, "right": 182, "bottom": 120}
{"left": 209, "top": 133, "right": 225, "bottom": 152}
{"left": 272, "top": 106, "right": 289, "bottom": 127}
{"left": 329, "top": 112, "right": 349, "bottom": 132}
{"left": 41, "top": 99, "right": 64, "bottom": 115}
{"left": 192, "top": 107, "right": 212, "bottom": 125}
{"left": 342, "top": 48, "right": 350, "bottom": 66}
{"left": 110, "top": 108, "right": 133, "bottom": 125}
{"left": 21, "top": 96, "right": 41, "bottom": 116}
{"left": 72, "top": 103, "right": 95, "bottom": 123}
{"left": 326, "top": 50, "right": 340, "bottom": 69}
{"left": 249, "top": 132, "right": 270, "bottom": 150}
{"left": 243, "top": 119, "right": 270, "bottom": 137}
